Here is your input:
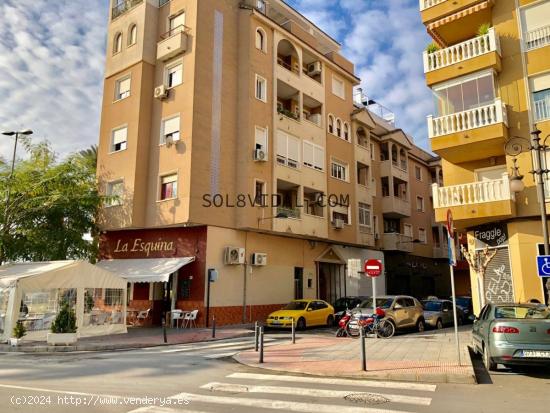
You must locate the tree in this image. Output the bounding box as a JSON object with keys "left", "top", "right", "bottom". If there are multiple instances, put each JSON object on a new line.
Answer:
{"left": 0, "top": 141, "right": 102, "bottom": 264}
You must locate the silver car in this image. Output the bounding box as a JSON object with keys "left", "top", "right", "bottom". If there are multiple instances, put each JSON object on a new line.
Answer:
{"left": 422, "top": 299, "right": 464, "bottom": 329}
{"left": 472, "top": 303, "right": 550, "bottom": 371}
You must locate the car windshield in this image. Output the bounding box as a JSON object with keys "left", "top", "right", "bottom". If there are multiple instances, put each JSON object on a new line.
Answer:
{"left": 283, "top": 301, "right": 308, "bottom": 311}
{"left": 359, "top": 298, "right": 393, "bottom": 309}
{"left": 334, "top": 298, "right": 349, "bottom": 309}
{"left": 423, "top": 301, "right": 442, "bottom": 312}
{"left": 495, "top": 306, "right": 550, "bottom": 319}
{"left": 455, "top": 297, "right": 471, "bottom": 308}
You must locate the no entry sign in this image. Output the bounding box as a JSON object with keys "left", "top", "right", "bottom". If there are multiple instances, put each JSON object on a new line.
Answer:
{"left": 364, "top": 259, "right": 383, "bottom": 277}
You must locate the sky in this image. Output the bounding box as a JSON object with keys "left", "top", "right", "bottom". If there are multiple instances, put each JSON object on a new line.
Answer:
{"left": 0, "top": 0, "right": 433, "bottom": 161}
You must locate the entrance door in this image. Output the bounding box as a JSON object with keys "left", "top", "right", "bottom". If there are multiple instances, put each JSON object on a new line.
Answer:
{"left": 294, "top": 268, "right": 304, "bottom": 300}
{"left": 318, "top": 263, "right": 345, "bottom": 305}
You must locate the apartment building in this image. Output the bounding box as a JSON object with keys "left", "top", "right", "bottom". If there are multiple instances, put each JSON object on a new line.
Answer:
{"left": 419, "top": 0, "right": 550, "bottom": 313}
{"left": 97, "top": 0, "right": 449, "bottom": 326}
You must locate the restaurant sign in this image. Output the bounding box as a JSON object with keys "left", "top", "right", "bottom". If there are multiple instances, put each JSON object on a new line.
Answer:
{"left": 473, "top": 223, "right": 508, "bottom": 249}
{"left": 113, "top": 238, "right": 175, "bottom": 257}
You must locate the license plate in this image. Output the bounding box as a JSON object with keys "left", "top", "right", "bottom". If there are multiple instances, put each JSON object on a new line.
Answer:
{"left": 522, "top": 350, "right": 550, "bottom": 358}
{"left": 271, "top": 321, "right": 282, "bottom": 325}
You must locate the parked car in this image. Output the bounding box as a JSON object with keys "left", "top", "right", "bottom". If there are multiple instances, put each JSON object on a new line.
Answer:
{"left": 333, "top": 296, "right": 368, "bottom": 323}
{"left": 266, "top": 299, "right": 334, "bottom": 330}
{"left": 351, "top": 295, "right": 426, "bottom": 333}
{"left": 422, "top": 299, "right": 464, "bottom": 329}
{"left": 453, "top": 296, "right": 474, "bottom": 323}
{"left": 472, "top": 303, "right": 550, "bottom": 371}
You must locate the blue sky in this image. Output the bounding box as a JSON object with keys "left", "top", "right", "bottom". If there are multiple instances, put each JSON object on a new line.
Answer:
{"left": 0, "top": 0, "right": 432, "bottom": 160}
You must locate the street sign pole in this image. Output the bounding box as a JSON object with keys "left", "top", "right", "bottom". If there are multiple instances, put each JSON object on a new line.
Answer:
{"left": 449, "top": 263, "right": 462, "bottom": 366}
{"left": 364, "top": 259, "right": 382, "bottom": 339}
{"left": 447, "top": 210, "right": 462, "bottom": 366}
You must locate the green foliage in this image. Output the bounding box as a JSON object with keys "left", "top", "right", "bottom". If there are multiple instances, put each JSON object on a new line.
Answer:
{"left": 477, "top": 23, "right": 491, "bottom": 37}
{"left": 50, "top": 303, "right": 77, "bottom": 334}
{"left": 84, "top": 290, "right": 95, "bottom": 313}
{"left": 0, "top": 141, "right": 102, "bottom": 264}
{"left": 12, "top": 321, "right": 27, "bottom": 339}
{"left": 426, "top": 43, "right": 440, "bottom": 54}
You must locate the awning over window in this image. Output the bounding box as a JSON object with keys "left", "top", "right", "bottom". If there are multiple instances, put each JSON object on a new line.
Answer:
{"left": 97, "top": 257, "right": 195, "bottom": 283}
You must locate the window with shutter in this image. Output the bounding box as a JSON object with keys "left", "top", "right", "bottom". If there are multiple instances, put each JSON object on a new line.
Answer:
{"left": 314, "top": 145, "right": 324, "bottom": 171}
{"left": 255, "top": 126, "right": 268, "bottom": 152}
{"left": 162, "top": 116, "right": 180, "bottom": 143}
{"left": 160, "top": 174, "right": 178, "bottom": 200}
{"left": 167, "top": 63, "right": 183, "bottom": 88}
{"left": 303, "top": 141, "right": 314, "bottom": 168}
{"left": 276, "top": 131, "right": 300, "bottom": 169}
{"left": 287, "top": 136, "right": 300, "bottom": 168}
{"left": 115, "top": 77, "right": 131, "bottom": 100}
{"left": 169, "top": 12, "right": 186, "bottom": 34}
{"left": 111, "top": 127, "right": 127, "bottom": 152}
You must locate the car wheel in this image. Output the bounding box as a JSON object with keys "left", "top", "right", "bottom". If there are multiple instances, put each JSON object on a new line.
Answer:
{"left": 417, "top": 318, "right": 426, "bottom": 333}
{"left": 297, "top": 317, "right": 306, "bottom": 331}
{"left": 436, "top": 319, "right": 443, "bottom": 330}
{"left": 326, "top": 315, "right": 334, "bottom": 327}
{"left": 483, "top": 344, "right": 497, "bottom": 371}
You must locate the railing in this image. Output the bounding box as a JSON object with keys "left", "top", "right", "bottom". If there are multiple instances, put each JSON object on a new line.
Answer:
{"left": 366, "top": 102, "right": 395, "bottom": 125}
{"left": 432, "top": 174, "right": 513, "bottom": 209}
{"left": 382, "top": 233, "right": 414, "bottom": 252}
{"left": 534, "top": 96, "right": 550, "bottom": 122}
{"left": 424, "top": 28, "right": 500, "bottom": 73}
{"left": 277, "top": 206, "right": 301, "bottom": 219}
{"left": 419, "top": 0, "right": 447, "bottom": 11}
{"left": 277, "top": 57, "right": 300, "bottom": 75}
{"left": 525, "top": 24, "right": 550, "bottom": 51}
{"left": 427, "top": 98, "right": 507, "bottom": 138}
{"left": 160, "top": 25, "right": 191, "bottom": 40}
{"left": 112, "top": 0, "right": 143, "bottom": 19}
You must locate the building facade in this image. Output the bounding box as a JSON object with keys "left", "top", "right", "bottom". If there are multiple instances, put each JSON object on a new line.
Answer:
{"left": 97, "top": 0, "right": 450, "bottom": 326}
{"left": 420, "top": 0, "right": 550, "bottom": 313}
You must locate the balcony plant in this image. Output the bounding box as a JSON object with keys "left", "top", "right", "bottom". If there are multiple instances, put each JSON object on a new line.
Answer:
{"left": 48, "top": 302, "right": 78, "bottom": 346}
{"left": 477, "top": 23, "right": 491, "bottom": 49}
{"left": 426, "top": 43, "right": 440, "bottom": 54}
{"left": 10, "top": 321, "right": 27, "bottom": 347}
{"left": 277, "top": 106, "right": 299, "bottom": 121}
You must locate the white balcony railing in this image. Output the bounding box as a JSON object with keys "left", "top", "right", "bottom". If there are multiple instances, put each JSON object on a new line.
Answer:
{"left": 534, "top": 96, "right": 550, "bottom": 122}
{"left": 427, "top": 98, "right": 508, "bottom": 138}
{"left": 419, "top": 0, "right": 447, "bottom": 11}
{"left": 432, "top": 173, "right": 513, "bottom": 209}
{"left": 423, "top": 28, "right": 500, "bottom": 73}
{"left": 525, "top": 24, "right": 550, "bottom": 51}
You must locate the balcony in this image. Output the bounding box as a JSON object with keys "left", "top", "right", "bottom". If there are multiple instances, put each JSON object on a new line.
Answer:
{"left": 424, "top": 28, "right": 501, "bottom": 86}
{"left": 382, "top": 196, "right": 411, "bottom": 219}
{"left": 380, "top": 160, "right": 408, "bottom": 183}
{"left": 157, "top": 26, "right": 189, "bottom": 61}
{"left": 277, "top": 206, "right": 301, "bottom": 220}
{"left": 525, "top": 24, "right": 550, "bottom": 51}
{"left": 432, "top": 175, "right": 516, "bottom": 228}
{"left": 382, "top": 233, "right": 414, "bottom": 253}
{"left": 112, "top": 0, "right": 143, "bottom": 20}
{"left": 428, "top": 98, "right": 508, "bottom": 163}
{"left": 419, "top": 0, "right": 447, "bottom": 11}
{"left": 433, "top": 246, "right": 448, "bottom": 259}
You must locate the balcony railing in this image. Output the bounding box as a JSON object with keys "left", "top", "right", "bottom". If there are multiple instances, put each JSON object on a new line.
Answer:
{"left": 424, "top": 28, "right": 500, "bottom": 73}
{"left": 433, "top": 246, "right": 448, "bottom": 259}
{"left": 525, "top": 24, "right": 550, "bottom": 51}
{"left": 277, "top": 206, "right": 301, "bottom": 219}
{"left": 112, "top": 0, "right": 143, "bottom": 19}
{"left": 534, "top": 96, "right": 550, "bottom": 122}
{"left": 382, "top": 233, "right": 414, "bottom": 253}
{"left": 432, "top": 174, "right": 513, "bottom": 209}
{"left": 419, "top": 0, "right": 447, "bottom": 11}
{"left": 428, "top": 98, "right": 507, "bottom": 138}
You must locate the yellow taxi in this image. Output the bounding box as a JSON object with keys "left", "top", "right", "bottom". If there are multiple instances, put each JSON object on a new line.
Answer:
{"left": 266, "top": 299, "right": 334, "bottom": 330}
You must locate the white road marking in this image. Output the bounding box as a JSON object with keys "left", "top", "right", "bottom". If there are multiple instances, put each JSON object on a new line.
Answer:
{"left": 170, "top": 392, "right": 415, "bottom": 413}
{"left": 227, "top": 372, "right": 437, "bottom": 392}
{"left": 201, "top": 382, "right": 432, "bottom": 406}
{"left": 0, "top": 383, "right": 122, "bottom": 399}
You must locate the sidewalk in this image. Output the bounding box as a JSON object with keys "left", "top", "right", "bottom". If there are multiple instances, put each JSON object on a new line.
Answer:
{"left": 234, "top": 327, "right": 476, "bottom": 384}
{"left": 0, "top": 325, "right": 254, "bottom": 353}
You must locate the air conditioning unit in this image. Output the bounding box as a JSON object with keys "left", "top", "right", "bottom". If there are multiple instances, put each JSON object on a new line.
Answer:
{"left": 333, "top": 219, "right": 345, "bottom": 230}
{"left": 251, "top": 252, "right": 267, "bottom": 266}
{"left": 307, "top": 61, "right": 322, "bottom": 76}
{"left": 154, "top": 85, "right": 168, "bottom": 100}
{"left": 254, "top": 149, "right": 267, "bottom": 162}
{"left": 224, "top": 247, "right": 246, "bottom": 265}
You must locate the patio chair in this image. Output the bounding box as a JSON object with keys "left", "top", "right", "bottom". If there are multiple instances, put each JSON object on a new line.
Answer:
{"left": 171, "top": 310, "right": 185, "bottom": 328}
{"left": 136, "top": 309, "right": 151, "bottom": 326}
{"left": 183, "top": 309, "right": 198, "bottom": 328}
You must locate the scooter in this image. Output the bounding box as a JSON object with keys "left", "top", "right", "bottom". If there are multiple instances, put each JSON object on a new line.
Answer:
{"left": 335, "top": 309, "right": 353, "bottom": 337}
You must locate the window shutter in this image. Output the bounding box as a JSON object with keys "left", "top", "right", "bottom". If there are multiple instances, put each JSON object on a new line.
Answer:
{"left": 162, "top": 174, "right": 177, "bottom": 184}
{"left": 276, "top": 132, "right": 287, "bottom": 157}
{"left": 113, "top": 127, "right": 127, "bottom": 144}
{"left": 164, "top": 117, "right": 180, "bottom": 136}
{"left": 303, "top": 141, "right": 313, "bottom": 167}
{"left": 532, "top": 73, "right": 550, "bottom": 92}
{"left": 170, "top": 13, "right": 186, "bottom": 30}
{"left": 287, "top": 136, "right": 300, "bottom": 162}
{"left": 314, "top": 146, "right": 324, "bottom": 170}
{"left": 119, "top": 78, "right": 131, "bottom": 94}
{"left": 255, "top": 127, "right": 267, "bottom": 150}
{"left": 168, "top": 64, "right": 182, "bottom": 85}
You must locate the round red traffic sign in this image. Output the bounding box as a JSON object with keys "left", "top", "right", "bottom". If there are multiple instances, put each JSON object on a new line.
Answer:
{"left": 446, "top": 209, "right": 454, "bottom": 239}
{"left": 364, "top": 259, "right": 383, "bottom": 277}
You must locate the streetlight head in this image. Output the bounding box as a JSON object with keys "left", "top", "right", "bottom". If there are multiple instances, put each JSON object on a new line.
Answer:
{"left": 20, "top": 129, "right": 33, "bottom": 136}
{"left": 510, "top": 176, "right": 525, "bottom": 193}
{"left": 2, "top": 131, "right": 15, "bottom": 136}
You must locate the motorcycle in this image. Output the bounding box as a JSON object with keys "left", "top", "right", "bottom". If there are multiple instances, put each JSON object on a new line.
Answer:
{"left": 335, "top": 309, "right": 354, "bottom": 337}
{"left": 339, "top": 307, "right": 395, "bottom": 339}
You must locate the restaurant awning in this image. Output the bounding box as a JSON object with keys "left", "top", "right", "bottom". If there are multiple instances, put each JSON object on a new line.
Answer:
{"left": 96, "top": 257, "right": 195, "bottom": 283}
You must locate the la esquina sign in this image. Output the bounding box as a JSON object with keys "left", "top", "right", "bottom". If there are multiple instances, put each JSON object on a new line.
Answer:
{"left": 114, "top": 238, "right": 175, "bottom": 257}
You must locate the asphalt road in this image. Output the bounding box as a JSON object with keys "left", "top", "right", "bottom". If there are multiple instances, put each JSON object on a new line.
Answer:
{"left": 0, "top": 334, "right": 549, "bottom": 413}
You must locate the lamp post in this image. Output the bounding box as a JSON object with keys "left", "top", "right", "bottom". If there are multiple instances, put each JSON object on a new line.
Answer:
{"left": 1, "top": 130, "right": 33, "bottom": 264}
{"left": 504, "top": 128, "right": 550, "bottom": 303}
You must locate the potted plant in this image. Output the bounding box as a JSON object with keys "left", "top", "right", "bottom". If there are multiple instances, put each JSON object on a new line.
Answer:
{"left": 477, "top": 23, "right": 491, "bottom": 49}
{"left": 47, "top": 302, "right": 78, "bottom": 346}
{"left": 426, "top": 42, "right": 440, "bottom": 54}
{"left": 10, "top": 322, "right": 27, "bottom": 347}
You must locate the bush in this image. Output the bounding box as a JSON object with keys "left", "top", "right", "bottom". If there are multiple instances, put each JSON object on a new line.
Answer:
{"left": 12, "top": 321, "right": 27, "bottom": 339}
{"left": 51, "top": 303, "right": 77, "bottom": 334}
{"left": 477, "top": 23, "right": 491, "bottom": 37}
{"left": 426, "top": 43, "right": 440, "bottom": 54}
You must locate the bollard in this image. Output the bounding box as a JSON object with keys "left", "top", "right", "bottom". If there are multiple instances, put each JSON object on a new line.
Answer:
{"left": 212, "top": 316, "right": 216, "bottom": 338}
{"left": 162, "top": 317, "right": 168, "bottom": 344}
{"left": 360, "top": 327, "right": 366, "bottom": 371}
{"left": 254, "top": 321, "right": 259, "bottom": 352}
{"left": 291, "top": 318, "right": 296, "bottom": 344}
{"left": 259, "top": 327, "right": 264, "bottom": 363}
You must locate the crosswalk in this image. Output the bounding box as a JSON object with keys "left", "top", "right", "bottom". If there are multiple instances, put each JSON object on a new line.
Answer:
{"left": 127, "top": 371, "right": 437, "bottom": 413}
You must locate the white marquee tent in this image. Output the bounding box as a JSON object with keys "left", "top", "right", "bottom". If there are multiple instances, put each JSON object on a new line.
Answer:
{"left": 0, "top": 261, "right": 127, "bottom": 342}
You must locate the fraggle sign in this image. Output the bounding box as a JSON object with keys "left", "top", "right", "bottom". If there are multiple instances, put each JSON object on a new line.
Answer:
{"left": 114, "top": 238, "right": 175, "bottom": 257}
{"left": 474, "top": 223, "right": 508, "bottom": 249}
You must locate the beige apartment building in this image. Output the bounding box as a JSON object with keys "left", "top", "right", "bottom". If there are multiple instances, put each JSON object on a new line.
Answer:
{"left": 97, "top": 0, "right": 450, "bottom": 326}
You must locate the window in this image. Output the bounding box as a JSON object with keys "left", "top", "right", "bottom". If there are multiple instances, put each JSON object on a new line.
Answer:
{"left": 128, "top": 24, "right": 138, "bottom": 46}
{"left": 331, "top": 204, "right": 350, "bottom": 225}
{"left": 415, "top": 165, "right": 422, "bottom": 181}
{"left": 336, "top": 119, "right": 342, "bottom": 137}
{"left": 115, "top": 76, "right": 131, "bottom": 100}
{"left": 113, "top": 32, "right": 123, "bottom": 54}
{"left": 104, "top": 289, "right": 124, "bottom": 306}
{"left": 276, "top": 131, "right": 300, "bottom": 168}
{"left": 106, "top": 180, "right": 124, "bottom": 206}
{"left": 522, "top": 1, "right": 550, "bottom": 50}
{"left": 531, "top": 73, "right": 550, "bottom": 122}
{"left": 161, "top": 115, "right": 180, "bottom": 144}
{"left": 254, "top": 180, "right": 266, "bottom": 206}
{"left": 166, "top": 61, "right": 183, "bottom": 88}
{"left": 255, "top": 74, "right": 267, "bottom": 102}
{"left": 357, "top": 127, "right": 368, "bottom": 147}
{"left": 358, "top": 203, "right": 371, "bottom": 229}
{"left": 255, "top": 28, "right": 266, "bottom": 52}
{"left": 404, "top": 223, "right": 413, "bottom": 237}
{"left": 255, "top": 126, "right": 268, "bottom": 152}
{"left": 357, "top": 162, "right": 369, "bottom": 186}
{"left": 331, "top": 159, "right": 348, "bottom": 181}
{"left": 111, "top": 126, "right": 127, "bottom": 152}
{"left": 419, "top": 228, "right": 427, "bottom": 243}
{"left": 160, "top": 174, "right": 178, "bottom": 200}
{"left": 343, "top": 122, "right": 350, "bottom": 141}
{"left": 328, "top": 115, "right": 334, "bottom": 134}
{"left": 332, "top": 75, "right": 345, "bottom": 99}
{"left": 416, "top": 196, "right": 425, "bottom": 212}
{"left": 303, "top": 141, "right": 324, "bottom": 171}
{"left": 169, "top": 12, "right": 186, "bottom": 34}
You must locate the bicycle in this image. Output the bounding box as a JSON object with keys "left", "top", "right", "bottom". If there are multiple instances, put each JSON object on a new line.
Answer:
{"left": 349, "top": 308, "right": 395, "bottom": 339}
